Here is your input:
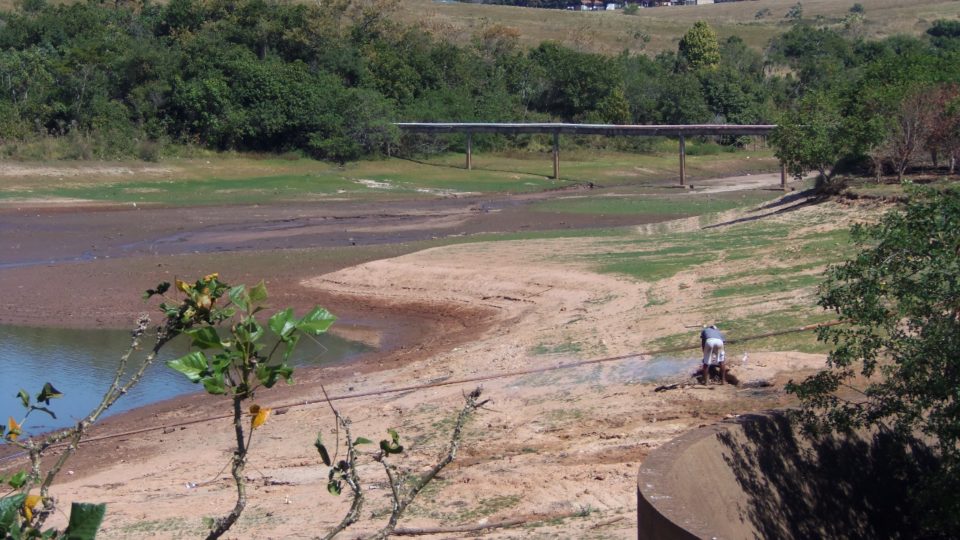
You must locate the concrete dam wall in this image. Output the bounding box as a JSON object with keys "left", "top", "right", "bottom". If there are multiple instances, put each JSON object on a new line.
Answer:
{"left": 636, "top": 411, "right": 939, "bottom": 539}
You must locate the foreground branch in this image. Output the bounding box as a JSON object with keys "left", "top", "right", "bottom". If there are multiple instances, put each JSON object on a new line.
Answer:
{"left": 205, "top": 396, "right": 248, "bottom": 540}
{"left": 321, "top": 385, "right": 365, "bottom": 540}
{"left": 368, "top": 387, "right": 487, "bottom": 540}
{"left": 31, "top": 315, "right": 172, "bottom": 528}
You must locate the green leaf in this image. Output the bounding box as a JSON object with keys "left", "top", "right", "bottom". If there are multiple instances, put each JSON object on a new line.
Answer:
{"left": 296, "top": 307, "right": 337, "bottom": 335}
{"left": 7, "top": 471, "right": 27, "bottom": 489}
{"left": 62, "top": 502, "right": 106, "bottom": 540}
{"left": 166, "top": 352, "right": 210, "bottom": 383}
{"left": 281, "top": 334, "right": 301, "bottom": 364}
{"left": 202, "top": 374, "right": 227, "bottom": 395}
{"left": 30, "top": 406, "right": 57, "bottom": 420}
{"left": 143, "top": 282, "right": 170, "bottom": 300}
{"left": 249, "top": 281, "right": 268, "bottom": 304}
{"left": 36, "top": 383, "right": 63, "bottom": 405}
{"left": 185, "top": 327, "right": 224, "bottom": 350}
{"left": 0, "top": 494, "right": 26, "bottom": 532}
{"left": 380, "top": 429, "right": 404, "bottom": 455}
{"left": 234, "top": 319, "right": 264, "bottom": 346}
{"left": 315, "top": 434, "right": 332, "bottom": 466}
{"left": 327, "top": 479, "right": 342, "bottom": 496}
{"left": 228, "top": 285, "right": 249, "bottom": 312}
{"left": 211, "top": 353, "right": 233, "bottom": 374}
{"left": 269, "top": 308, "right": 296, "bottom": 338}
{"left": 256, "top": 364, "right": 293, "bottom": 388}
{"left": 17, "top": 390, "right": 29, "bottom": 408}
{"left": 354, "top": 437, "right": 373, "bottom": 445}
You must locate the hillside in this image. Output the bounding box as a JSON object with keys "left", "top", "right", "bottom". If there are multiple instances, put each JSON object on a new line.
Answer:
{"left": 397, "top": 0, "right": 960, "bottom": 54}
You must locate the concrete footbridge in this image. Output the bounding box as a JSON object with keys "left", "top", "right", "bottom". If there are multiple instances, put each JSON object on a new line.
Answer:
{"left": 395, "top": 123, "right": 784, "bottom": 188}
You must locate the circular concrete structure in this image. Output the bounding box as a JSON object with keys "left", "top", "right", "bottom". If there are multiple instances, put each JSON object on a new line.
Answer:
{"left": 637, "top": 412, "right": 936, "bottom": 539}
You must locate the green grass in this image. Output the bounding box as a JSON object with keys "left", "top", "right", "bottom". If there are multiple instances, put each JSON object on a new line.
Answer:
{"left": 709, "top": 274, "right": 823, "bottom": 298}
{"left": 592, "top": 221, "right": 794, "bottom": 282}
{"left": 0, "top": 148, "right": 778, "bottom": 206}
{"left": 531, "top": 340, "right": 583, "bottom": 355}
{"left": 452, "top": 495, "right": 523, "bottom": 524}
{"left": 649, "top": 307, "right": 836, "bottom": 354}
{"left": 529, "top": 191, "right": 777, "bottom": 216}
{"left": 601, "top": 252, "right": 714, "bottom": 282}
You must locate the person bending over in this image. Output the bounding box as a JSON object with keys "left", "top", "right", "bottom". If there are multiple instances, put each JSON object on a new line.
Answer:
{"left": 700, "top": 324, "right": 726, "bottom": 385}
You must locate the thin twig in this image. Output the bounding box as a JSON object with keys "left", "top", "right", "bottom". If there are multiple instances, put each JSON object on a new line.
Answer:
{"left": 33, "top": 315, "right": 169, "bottom": 529}
{"left": 320, "top": 384, "right": 365, "bottom": 540}
{"left": 368, "top": 388, "right": 486, "bottom": 540}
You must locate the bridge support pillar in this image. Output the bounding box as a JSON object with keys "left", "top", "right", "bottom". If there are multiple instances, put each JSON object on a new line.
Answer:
{"left": 780, "top": 161, "right": 787, "bottom": 191}
{"left": 466, "top": 132, "right": 473, "bottom": 170}
{"left": 679, "top": 135, "right": 686, "bottom": 186}
{"left": 552, "top": 131, "right": 560, "bottom": 180}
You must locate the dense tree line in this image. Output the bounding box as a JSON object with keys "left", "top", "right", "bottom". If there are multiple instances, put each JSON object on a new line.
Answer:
{"left": 770, "top": 21, "right": 960, "bottom": 182}
{"left": 0, "top": 0, "right": 771, "bottom": 160}
{"left": 0, "top": 0, "right": 958, "bottom": 169}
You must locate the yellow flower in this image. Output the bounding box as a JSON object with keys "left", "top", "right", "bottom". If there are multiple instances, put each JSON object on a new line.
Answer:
{"left": 203, "top": 273, "right": 219, "bottom": 282}
{"left": 250, "top": 406, "right": 271, "bottom": 430}
{"left": 7, "top": 416, "right": 20, "bottom": 441}
{"left": 175, "top": 278, "right": 193, "bottom": 293}
{"left": 23, "top": 494, "right": 41, "bottom": 521}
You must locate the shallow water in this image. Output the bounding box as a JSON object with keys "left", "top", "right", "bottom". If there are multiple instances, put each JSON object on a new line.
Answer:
{"left": 0, "top": 324, "right": 370, "bottom": 434}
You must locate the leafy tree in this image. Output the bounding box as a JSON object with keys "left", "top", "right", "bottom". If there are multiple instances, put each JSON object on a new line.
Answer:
{"left": 620, "top": 52, "right": 666, "bottom": 124}
{"left": 656, "top": 72, "right": 711, "bottom": 124}
{"left": 767, "top": 24, "right": 853, "bottom": 93}
{"left": 927, "top": 19, "right": 960, "bottom": 51}
{"left": 788, "top": 187, "right": 960, "bottom": 535}
{"left": 157, "top": 275, "right": 337, "bottom": 539}
{"left": 676, "top": 20, "right": 720, "bottom": 72}
{"left": 770, "top": 91, "right": 847, "bottom": 183}
{"left": 528, "top": 42, "right": 624, "bottom": 122}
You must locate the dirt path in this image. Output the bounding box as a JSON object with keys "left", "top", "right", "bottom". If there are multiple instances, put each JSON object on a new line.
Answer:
{"left": 0, "top": 172, "right": 826, "bottom": 538}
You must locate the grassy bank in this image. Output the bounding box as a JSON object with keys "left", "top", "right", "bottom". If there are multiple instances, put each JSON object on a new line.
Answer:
{"left": 0, "top": 148, "right": 777, "bottom": 206}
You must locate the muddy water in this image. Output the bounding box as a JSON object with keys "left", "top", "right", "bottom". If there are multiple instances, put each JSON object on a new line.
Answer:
{"left": 0, "top": 325, "right": 370, "bottom": 434}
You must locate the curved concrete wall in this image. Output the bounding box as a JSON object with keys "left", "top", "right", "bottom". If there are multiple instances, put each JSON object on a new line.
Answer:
{"left": 637, "top": 412, "right": 937, "bottom": 539}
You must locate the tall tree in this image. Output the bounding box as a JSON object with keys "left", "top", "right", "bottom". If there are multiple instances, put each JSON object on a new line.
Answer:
{"left": 770, "top": 91, "right": 847, "bottom": 183}
{"left": 677, "top": 20, "right": 720, "bottom": 72}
